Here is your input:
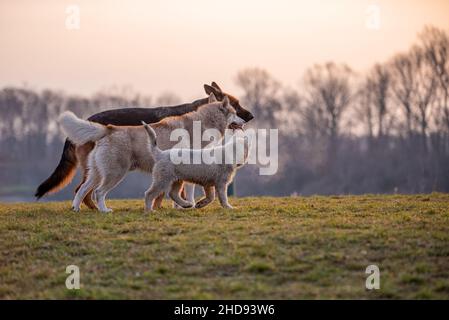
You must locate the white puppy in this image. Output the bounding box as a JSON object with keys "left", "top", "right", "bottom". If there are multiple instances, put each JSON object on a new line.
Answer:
{"left": 141, "top": 122, "right": 250, "bottom": 211}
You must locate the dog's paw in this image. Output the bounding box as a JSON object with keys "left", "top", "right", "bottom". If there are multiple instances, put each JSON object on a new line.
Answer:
{"left": 195, "top": 200, "right": 209, "bottom": 209}
{"left": 182, "top": 202, "right": 194, "bottom": 209}
{"left": 100, "top": 208, "right": 113, "bottom": 213}
{"left": 71, "top": 206, "right": 80, "bottom": 212}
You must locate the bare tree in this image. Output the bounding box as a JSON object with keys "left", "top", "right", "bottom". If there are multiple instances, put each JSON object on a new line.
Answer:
{"left": 391, "top": 44, "right": 439, "bottom": 149}
{"left": 235, "top": 68, "right": 282, "bottom": 127}
{"left": 371, "top": 64, "right": 392, "bottom": 138}
{"left": 278, "top": 88, "right": 302, "bottom": 135}
{"left": 390, "top": 53, "right": 416, "bottom": 137}
{"left": 357, "top": 63, "right": 393, "bottom": 141}
{"left": 302, "top": 62, "right": 353, "bottom": 158}
{"left": 411, "top": 45, "right": 438, "bottom": 151}
{"left": 419, "top": 27, "right": 449, "bottom": 129}
{"left": 355, "top": 82, "right": 374, "bottom": 140}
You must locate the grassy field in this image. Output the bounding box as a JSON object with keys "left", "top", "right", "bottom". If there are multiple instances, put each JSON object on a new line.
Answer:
{"left": 0, "top": 194, "right": 449, "bottom": 299}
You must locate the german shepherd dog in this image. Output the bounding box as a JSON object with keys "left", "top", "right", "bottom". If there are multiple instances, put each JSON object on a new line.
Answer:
{"left": 35, "top": 82, "right": 253, "bottom": 209}
{"left": 59, "top": 95, "right": 244, "bottom": 212}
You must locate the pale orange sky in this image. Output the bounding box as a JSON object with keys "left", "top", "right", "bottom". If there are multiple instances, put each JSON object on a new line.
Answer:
{"left": 1, "top": 0, "right": 449, "bottom": 101}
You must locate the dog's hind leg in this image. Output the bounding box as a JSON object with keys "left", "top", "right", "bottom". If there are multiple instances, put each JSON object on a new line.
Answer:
{"left": 216, "top": 182, "right": 233, "bottom": 209}
{"left": 144, "top": 182, "right": 169, "bottom": 212}
{"left": 144, "top": 187, "right": 164, "bottom": 212}
{"left": 169, "top": 181, "right": 194, "bottom": 209}
{"left": 95, "top": 169, "right": 127, "bottom": 213}
{"left": 153, "top": 193, "right": 164, "bottom": 209}
{"left": 74, "top": 142, "right": 98, "bottom": 210}
{"left": 145, "top": 165, "right": 172, "bottom": 211}
{"left": 72, "top": 167, "right": 100, "bottom": 212}
{"left": 83, "top": 188, "right": 98, "bottom": 210}
{"left": 195, "top": 186, "right": 215, "bottom": 209}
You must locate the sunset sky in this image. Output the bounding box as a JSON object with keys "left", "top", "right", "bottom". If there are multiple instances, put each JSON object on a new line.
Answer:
{"left": 1, "top": 0, "right": 449, "bottom": 101}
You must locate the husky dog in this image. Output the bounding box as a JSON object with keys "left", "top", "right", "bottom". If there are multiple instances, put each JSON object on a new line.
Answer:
{"left": 59, "top": 95, "right": 244, "bottom": 212}
{"left": 141, "top": 122, "right": 250, "bottom": 211}
{"left": 35, "top": 82, "right": 253, "bottom": 210}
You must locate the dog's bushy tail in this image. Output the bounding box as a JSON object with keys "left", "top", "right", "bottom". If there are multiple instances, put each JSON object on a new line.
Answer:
{"left": 35, "top": 139, "right": 78, "bottom": 199}
{"left": 59, "top": 111, "right": 110, "bottom": 145}
{"left": 141, "top": 121, "right": 161, "bottom": 155}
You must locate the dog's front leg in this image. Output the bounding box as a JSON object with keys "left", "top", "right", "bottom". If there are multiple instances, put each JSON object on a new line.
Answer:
{"left": 144, "top": 188, "right": 159, "bottom": 212}
{"left": 184, "top": 183, "right": 196, "bottom": 205}
{"left": 216, "top": 183, "right": 233, "bottom": 209}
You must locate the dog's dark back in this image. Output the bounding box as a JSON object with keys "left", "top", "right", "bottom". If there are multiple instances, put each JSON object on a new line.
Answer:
{"left": 87, "top": 99, "right": 208, "bottom": 126}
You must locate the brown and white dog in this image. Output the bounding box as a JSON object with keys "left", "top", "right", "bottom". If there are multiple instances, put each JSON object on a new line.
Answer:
{"left": 58, "top": 94, "right": 244, "bottom": 212}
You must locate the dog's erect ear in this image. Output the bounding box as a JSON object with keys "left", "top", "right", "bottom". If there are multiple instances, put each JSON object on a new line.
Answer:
{"left": 204, "top": 84, "right": 223, "bottom": 98}
{"left": 218, "top": 96, "right": 230, "bottom": 113}
{"left": 211, "top": 82, "right": 222, "bottom": 92}
{"left": 222, "top": 95, "right": 230, "bottom": 106}
{"left": 208, "top": 92, "right": 217, "bottom": 103}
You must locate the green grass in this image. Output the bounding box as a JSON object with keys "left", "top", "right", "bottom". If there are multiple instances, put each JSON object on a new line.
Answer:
{"left": 1, "top": 194, "right": 449, "bottom": 299}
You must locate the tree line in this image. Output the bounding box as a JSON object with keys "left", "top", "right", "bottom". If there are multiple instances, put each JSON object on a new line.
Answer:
{"left": 235, "top": 26, "right": 449, "bottom": 196}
